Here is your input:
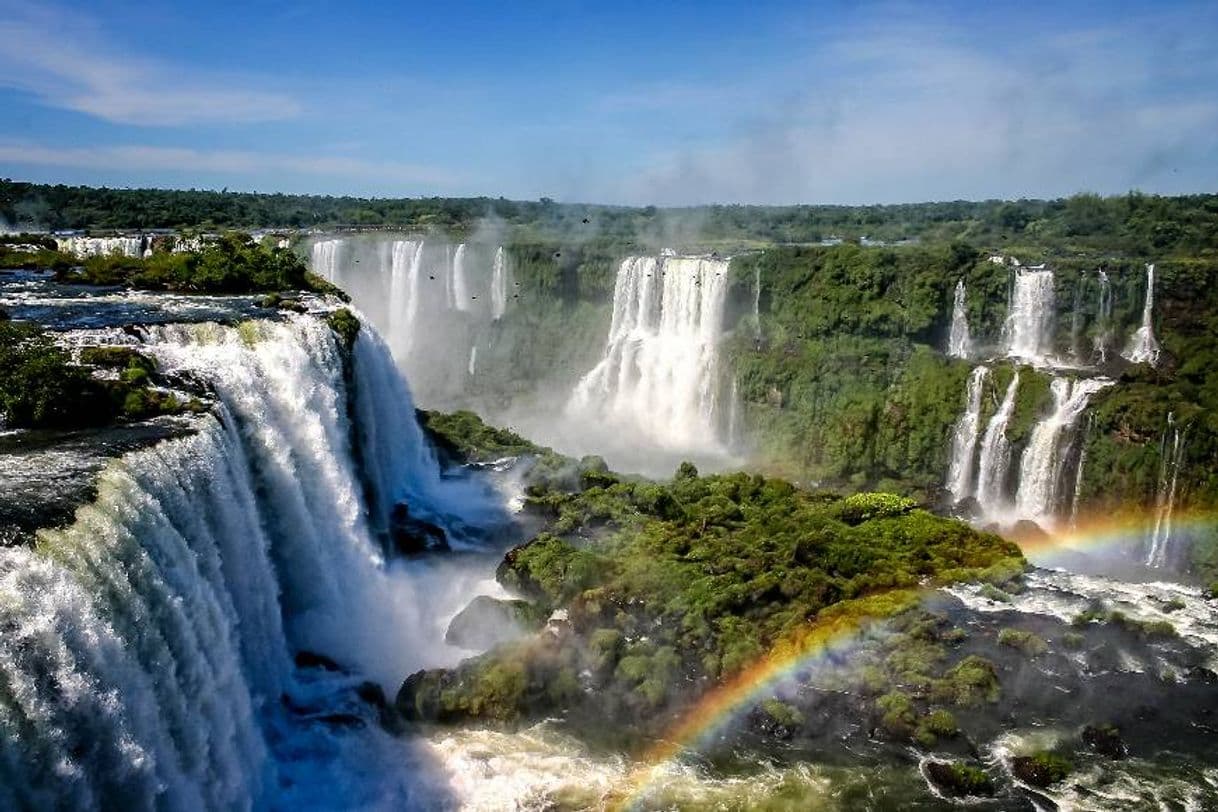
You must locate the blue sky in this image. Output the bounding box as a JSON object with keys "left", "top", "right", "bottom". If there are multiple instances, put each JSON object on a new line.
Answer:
{"left": 1, "top": 0, "right": 1216, "bottom": 205}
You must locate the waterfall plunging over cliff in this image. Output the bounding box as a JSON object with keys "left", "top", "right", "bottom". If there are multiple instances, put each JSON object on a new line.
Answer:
{"left": 1147, "top": 414, "right": 1187, "bottom": 567}
{"left": 1014, "top": 377, "right": 1111, "bottom": 523}
{"left": 0, "top": 316, "right": 503, "bottom": 808}
{"left": 974, "top": 373, "right": 1020, "bottom": 518}
{"left": 57, "top": 235, "right": 147, "bottom": 259}
{"left": 946, "top": 366, "right": 989, "bottom": 503}
{"left": 568, "top": 254, "right": 730, "bottom": 453}
{"left": 306, "top": 236, "right": 509, "bottom": 407}
{"left": 1003, "top": 267, "right": 1056, "bottom": 364}
{"left": 1094, "top": 270, "right": 1114, "bottom": 363}
{"left": 1124, "top": 264, "right": 1161, "bottom": 366}
{"left": 947, "top": 280, "right": 973, "bottom": 359}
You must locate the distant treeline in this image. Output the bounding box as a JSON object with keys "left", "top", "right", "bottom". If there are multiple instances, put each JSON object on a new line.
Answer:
{"left": 3, "top": 179, "right": 1217, "bottom": 257}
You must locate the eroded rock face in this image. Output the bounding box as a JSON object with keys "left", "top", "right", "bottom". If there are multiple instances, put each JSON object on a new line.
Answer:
{"left": 445, "top": 595, "right": 543, "bottom": 650}
{"left": 389, "top": 502, "right": 449, "bottom": 554}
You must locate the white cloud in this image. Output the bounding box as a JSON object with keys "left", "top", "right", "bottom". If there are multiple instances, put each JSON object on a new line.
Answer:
{"left": 0, "top": 1, "right": 301, "bottom": 126}
{"left": 610, "top": 10, "right": 1218, "bottom": 205}
{"left": 0, "top": 142, "right": 462, "bottom": 188}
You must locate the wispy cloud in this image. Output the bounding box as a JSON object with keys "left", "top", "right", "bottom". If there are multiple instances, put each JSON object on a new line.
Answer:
{"left": 0, "top": 142, "right": 462, "bottom": 188}
{"left": 609, "top": 8, "right": 1218, "bottom": 205}
{"left": 0, "top": 1, "right": 301, "bottom": 126}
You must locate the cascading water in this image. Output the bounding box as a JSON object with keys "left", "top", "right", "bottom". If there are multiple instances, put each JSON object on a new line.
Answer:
{"left": 1070, "top": 412, "right": 1094, "bottom": 528}
{"left": 1146, "top": 413, "right": 1187, "bottom": 567}
{"left": 0, "top": 315, "right": 505, "bottom": 808}
{"left": 945, "top": 365, "right": 989, "bottom": 503}
{"left": 388, "top": 240, "right": 425, "bottom": 361}
{"left": 1094, "top": 270, "right": 1113, "bottom": 363}
{"left": 1003, "top": 267, "right": 1056, "bottom": 364}
{"left": 974, "top": 373, "right": 1020, "bottom": 518}
{"left": 1014, "top": 377, "right": 1111, "bottom": 523}
{"left": 306, "top": 236, "right": 508, "bottom": 407}
{"left": 1124, "top": 263, "right": 1160, "bottom": 366}
{"left": 490, "top": 247, "right": 508, "bottom": 321}
{"left": 568, "top": 254, "right": 730, "bottom": 453}
{"left": 57, "top": 235, "right": 146, "bottom": 259}
{"left": 946, "top": 280, "right": 972, "bottom": 359}
{"left": 752, "top": 265, "right": 762, "bottom": 342}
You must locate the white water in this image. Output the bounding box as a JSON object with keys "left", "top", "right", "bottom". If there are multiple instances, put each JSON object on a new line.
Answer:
{"left": 1069, "top": 412, "right": 1094, "bottom": 527}
{"left": 752, "top": 265, "right": 762, "bottom": 342}
{"left": 490, "top": 246, "right": 508, "bottom": 321}
{"left": 1003, "top": 267, "right": 1056, "bottom": 364}
{"left": 0, "top": 315, "right": 510, "bottom": 808}
{"left": 57, "top": 235, "right": 146, "bottom": 258}
{"left": 306, "top": 236, "right": 508, "bottom": 407}
{"left": 945, "top": 365, "right": 988, "bottom": 503}
{"left": 1124, "top": 263, "right": 1161, "bottom": 366}
{"left": 946, "top": 279, "right": 972, "bottom": 358}
{"left": 1146, "top": 413, "right": 1187, "bottom": 567}
{"left": 974, "top": 373, "right": 1020, "bottom": 518}
{"left": 1014, "top": 377, "right": 1112, "bottom": 523}
{"left": 567, "top": 254, "right": 731, "bottom": 453}
{"left": 1094, "top": 270, "right": 1113, "bottom": 363}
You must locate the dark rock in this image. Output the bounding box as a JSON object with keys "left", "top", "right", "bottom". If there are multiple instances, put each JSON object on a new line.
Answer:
{"left": 923, "top": 760, "right": 995, "bottom": 797}
{"left": 314, "top": 713, "right": 366, "bottom": 729}
{"left": 356, "top": 680, "right": 388, "bottom": 710}
{"left": 1011, "top": 753, "right": 1072, "bottom": 787}
{"left": 389, "top": 503, "right": 449, "bottom": 555}
{"left": 396, "top": 668, "right": 446, "bottom": 722}
{"left": 1187, "top": 666, "right": 1218, "bottom": 684}
{"left": 294, "top": 650, "right": 346, "bottom": 672}
{"left": 1082, "top": 724, "right": 1128, "bottom": 759}
{"left": 445, "top": 595, "right": 543, "bottom": 650}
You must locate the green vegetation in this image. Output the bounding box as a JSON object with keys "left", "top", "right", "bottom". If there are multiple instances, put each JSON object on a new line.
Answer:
{"left": 324, "top": 308, "right": 361, "bottom": 350}
{"left": 997, "top": 628, "right": 1049, "bottom": 657}
{"left": 0, "top": 322, "right": 199, "bottom": 429}
{"left": 1012, "top": 751, "right": 1073, "bottom": 787}
{"left": 57, "top": 232, "right": 319, "bottom": 293}
{"left": 923, "top": 761, "right": 995, "bottom": 797}
{"left": 396, "top": 452, "right": 1023, "bottom": 735}
{"left": 5, "top": 181, "right": 1217, "bottom": 256}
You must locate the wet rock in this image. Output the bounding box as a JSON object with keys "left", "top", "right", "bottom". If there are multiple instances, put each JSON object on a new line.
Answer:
{"left": 1011, "top": 752, "right": 1072, "bottom": 787}
{"left": 445, "top": 595, "right": 543, "bottom": 650}
{"left": 389, "top": 503, "right": 449, "bottom": 555}
{"left": 1082, "top": 723, "right": 1128, "bottom": 759}
{"left": 923, "top": 760, "right": 995, "bottom": 797}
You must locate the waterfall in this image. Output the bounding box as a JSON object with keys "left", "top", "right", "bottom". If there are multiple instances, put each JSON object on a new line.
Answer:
{"left": 1123, "top": 263, "right": 1160, "bottom": 366}
{"left": 945, "top": 366, "right": 989, "bottom": 503}
{"left": 468, "top": 345, "right": 477, "bottom": 377}
{"left": 974, "top": 373, "right": 1020, "bottom": 518}
{"left": 307, "top": 237, "right": 507, "bottom": 406}
{"left": 726, "top": 377, "right": 741, "bottom": 450}
{"left": 0, "top": 315, "right": 493, "bottom": 808}
{"left": 752, "top": 265, "right": 762, "bottom": 342}
{"left": 388, "top": 240, "right": 425, "bottom": 361}
{"left": 57, "top": 235, "right": 145, "bottom": 258}
{"left": 1094, "top": 270, "right": 1113, "bottom": 363}
{"left": 947, "top": 280, "right": 973, "bottom": 359}
{"left": 452, "top": 244, "right": 472, "bottom": 313}
{"left": 311, "top": 238, "right": 344, "bottom": 285}
{"left": 1003, "top": 267, "right": 1056, "bottom": 363}
{"left": 1014, "top": 377, "right": 1111, "bottom": 523}
{"left": 1146, "top": 414, "right": 1187, "bottom": 567}
{"left": 490, "top": 247, "right": 508, "bottom": 321}
{"left": 1070, "top": 413, "right": 1094, "bottom": 527}
{"left": 568, "top": 254, "right": 731, "bottom": 452}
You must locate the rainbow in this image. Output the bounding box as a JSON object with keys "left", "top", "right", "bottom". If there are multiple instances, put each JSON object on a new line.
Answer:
{"left": 1011, "top": 509, "right": 1217, "bottom": 563}
{"left": 609, "top": 589, "right": 921, "bottom": 811}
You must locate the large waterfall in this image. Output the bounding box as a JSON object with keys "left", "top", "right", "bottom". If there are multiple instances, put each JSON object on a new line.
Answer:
{"left": 1013, "top": 377, "right": 1110, "bottom": 523}
{"left": 567, "top": 254, "right": 731, "bottom": 453}
{"left": 308, "top": 236, "right": 508, "bottom": 406}
{"left": 1003, "top": 267, "right": 1056, "bottom": 364}
{"left": 945, "top": 365, "right": 989, "bottom": 503}
{"left": 946, "top": 280, "right": 973, "bottom": 359}
{"left": 1123, "top": 263, "right": 1161, "bottom": 366}
{"left": 974, "top": 373, "right": 1020, "bottom": 518}
{"left": 0, "top": 315, "right": 503, "bottom": 808}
